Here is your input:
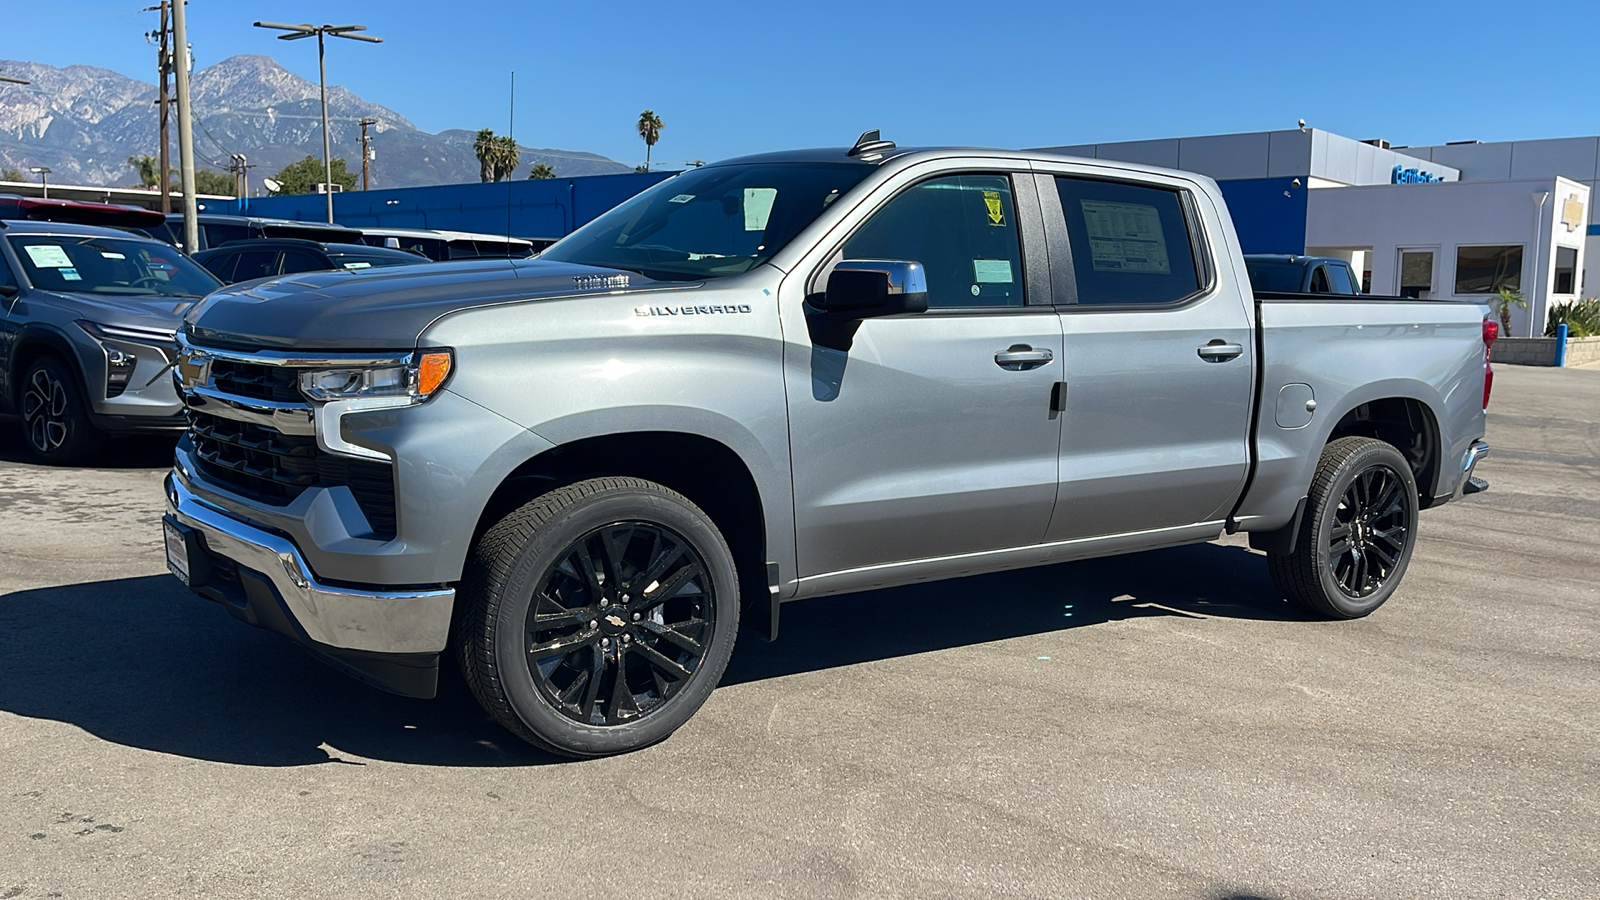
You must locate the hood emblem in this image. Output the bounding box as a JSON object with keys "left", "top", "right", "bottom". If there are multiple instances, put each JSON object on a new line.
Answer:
{"left": 574, "top": 274, "right": 631, "bottom": 291}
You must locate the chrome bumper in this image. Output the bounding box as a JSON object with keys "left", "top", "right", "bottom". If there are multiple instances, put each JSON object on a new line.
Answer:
{"left": 1455, "top": 439, "right": 1490, "bottom": 499}
{"left": 163, "top": 472, "right": 455, "bottom": 655}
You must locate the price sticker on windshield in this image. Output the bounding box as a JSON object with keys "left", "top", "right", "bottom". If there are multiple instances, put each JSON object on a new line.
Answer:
{"left": 23, "top": 244, "right": 73, "bottom": 268}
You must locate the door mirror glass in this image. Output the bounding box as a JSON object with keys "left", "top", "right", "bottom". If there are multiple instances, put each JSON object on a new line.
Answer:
{"left": 819, "top": 260, "right": 929, "bottom": 320}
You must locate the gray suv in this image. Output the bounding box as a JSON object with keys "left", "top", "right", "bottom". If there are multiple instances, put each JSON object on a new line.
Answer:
{"left": 0, "top": 220, "right": 221, "bottom": 463}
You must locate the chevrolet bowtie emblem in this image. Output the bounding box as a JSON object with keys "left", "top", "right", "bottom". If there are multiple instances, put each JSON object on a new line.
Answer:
{"left": 1560, "top": 194, "right": 1586, "bottom": 232}
{"left": 604, "top": 615, "right": 626, "bottom": 628}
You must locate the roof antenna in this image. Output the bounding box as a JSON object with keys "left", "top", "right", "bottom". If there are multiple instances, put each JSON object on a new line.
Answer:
{"left": 848, "top": 129, "right": 896, "bottom": 159}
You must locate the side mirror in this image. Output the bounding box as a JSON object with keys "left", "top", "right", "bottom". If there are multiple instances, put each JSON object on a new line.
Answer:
{"left": 0, "top": 283, "right": 17, "bottom": 299}
{"left": 817, "top": 260, "right": 928, "bottom": 321}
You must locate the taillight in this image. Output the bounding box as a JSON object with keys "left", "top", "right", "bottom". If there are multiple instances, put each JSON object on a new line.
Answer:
{"left": 1482, "top": 317, "right": 1498, "bottom": 409}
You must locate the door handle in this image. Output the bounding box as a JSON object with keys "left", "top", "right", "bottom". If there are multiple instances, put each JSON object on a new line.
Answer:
{"left": 1196, "top": 340, "right": 1244, "bottom": 362}
{"left": 995, "top": 345, "right": 1054, "bottom": 371}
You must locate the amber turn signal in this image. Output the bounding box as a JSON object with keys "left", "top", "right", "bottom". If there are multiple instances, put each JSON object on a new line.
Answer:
{"left": 416, "top": 351, "right": 452, "bottom": 397}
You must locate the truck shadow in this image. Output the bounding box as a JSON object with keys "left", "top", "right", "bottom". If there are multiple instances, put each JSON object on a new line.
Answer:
{"left": 0, "top": 542, "right": 1305, "bottom": 768}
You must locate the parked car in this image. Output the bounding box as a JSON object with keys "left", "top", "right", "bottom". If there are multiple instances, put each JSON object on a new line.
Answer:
{"left": 1245, "top": 254, "right": 1362, "bottom": 295}
{"left": 358, "top": 227, "right": 539, "bottom": 261}
{"left": 141, "top": 214, "right": 364, "bottom": 251}
{"left": 0, "top": 195, "right": 168, "bottom": 230}
{"left": 0, "top": 218, "right": 221, "bottom": 463}
{"left": 163, "top": 134, "right": 1494, "bottom": 758}
{"left": 193, "top": 239, "right": 429, "bottom": 284}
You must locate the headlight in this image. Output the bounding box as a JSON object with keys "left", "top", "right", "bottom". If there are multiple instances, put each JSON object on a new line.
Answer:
{"left": 77, "top": 320, "right": 177, "bottom": 397}
{"left": 298, "top": 350, "right": 453, "bottom": 403}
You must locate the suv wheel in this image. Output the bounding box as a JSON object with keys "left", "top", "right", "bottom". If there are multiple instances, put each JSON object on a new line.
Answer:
{"left": 456, "top": 477, "right": 740, "bottom": 757}
{"left": 19, "top": 356, "right": 104, "bottom": 465}
{"left": 1268, "top": 436, "right": 1419, "bottom": 619}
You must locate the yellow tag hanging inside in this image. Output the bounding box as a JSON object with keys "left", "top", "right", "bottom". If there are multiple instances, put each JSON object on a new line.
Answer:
{"left": 983, "top": 190, "right": 1005, "bottom": 226}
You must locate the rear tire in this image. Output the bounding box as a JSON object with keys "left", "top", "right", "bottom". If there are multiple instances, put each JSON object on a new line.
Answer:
{"left": 19, "top": 356, "right": 104, "bottom": 466}
{"left": 455, "top": 477, "right": 739, "bottom": 758}
{"left": 1268, "top": 436, "right": 1419, "bottom": 619}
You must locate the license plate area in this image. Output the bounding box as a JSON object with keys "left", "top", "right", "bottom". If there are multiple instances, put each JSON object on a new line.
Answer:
{"left": 164, "top": 517, "right": 192, "bottom": 584}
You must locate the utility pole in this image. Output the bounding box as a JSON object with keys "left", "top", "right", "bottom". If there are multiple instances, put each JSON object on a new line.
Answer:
{"left": 157, "top": 2, "right": 171, "bottom": 213}
{"left": 359, "top": 117, "right": 376, "bottom": 190}
{"left": 171, "top": 0, "right": 198, "bottom": 252}
{"left": 143, "top": 2, "right": 174, "bottom": 212}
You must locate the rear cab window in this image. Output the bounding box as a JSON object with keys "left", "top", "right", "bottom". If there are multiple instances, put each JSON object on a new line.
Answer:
{"left": 1052, "top": 176, "right": 1204, "bottom": 305}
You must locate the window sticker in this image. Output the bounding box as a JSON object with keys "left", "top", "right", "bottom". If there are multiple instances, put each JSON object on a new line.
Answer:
{"left": 100, "top": 251, "right": 127, "bottom": 260}
{"left": 60, "top": 267, "right": 82, "bottom": 281}
{"left": 1080, "top": 200, "right": 1170, "bottom": 273}
{"left": 668, "top": 193, "right": 695, "bottom": 204}
{"left": 973, "top": 259, "right": 1014, "bottom": 283}
{"left": 342, "top": 261, "right": 373, "bottom": 269}
{"left": 23, "top": 244, "right": 73, "bottom": 268}
{"left": 982, "top": 190, "right": 1006, "bottom": 227}
{"left": 743, "top": 187, "right": 777, "bottom": 232}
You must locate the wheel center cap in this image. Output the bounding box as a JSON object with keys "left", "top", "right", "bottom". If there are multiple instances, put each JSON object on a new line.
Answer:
{"left": 600, "top": 609, "right": 628, "bottom": 635}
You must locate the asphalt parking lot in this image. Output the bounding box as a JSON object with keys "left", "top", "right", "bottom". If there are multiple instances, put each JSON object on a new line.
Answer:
{"left": 1, "top": 364, "right": 1596, "bottom": 899}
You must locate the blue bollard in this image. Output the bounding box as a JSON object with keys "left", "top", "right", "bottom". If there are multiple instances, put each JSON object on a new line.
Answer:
{"left": 1554, "top": 322, "right": 1568, "bottom": 367}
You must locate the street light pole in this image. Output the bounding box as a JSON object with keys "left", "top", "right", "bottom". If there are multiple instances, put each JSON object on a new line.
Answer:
{"left": 29, "top": 166, "right": 51, "bottom": 199}
{"left": 254, "top": 21, "right": 383, "bottom": 224}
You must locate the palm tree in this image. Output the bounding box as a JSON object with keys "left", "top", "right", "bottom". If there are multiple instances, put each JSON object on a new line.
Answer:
{"left": 473, "top": 128, "right": 498, "bottom": 183}
{"left": 528, "top": 163, "right": 556, "bottom": 180}
{"left": 496, "top": 135, "right": 520, "bottom": 181}
{"left": 127, "top": 154, "right": 162, "bottom": 189}
{"left": 637, "top": 109, "right": 663, "bottom": 172}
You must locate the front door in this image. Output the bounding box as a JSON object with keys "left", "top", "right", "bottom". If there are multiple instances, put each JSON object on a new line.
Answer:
{"left": 784, "top": 170, "right": 1063, "bottom": 582}
{"left": 1039, "top": 171, "right": 1255, "bottom": 542}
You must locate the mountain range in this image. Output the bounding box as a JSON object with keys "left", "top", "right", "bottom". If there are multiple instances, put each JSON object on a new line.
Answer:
{"left": 0, "top": 55, "right": 632, "bottom": 189}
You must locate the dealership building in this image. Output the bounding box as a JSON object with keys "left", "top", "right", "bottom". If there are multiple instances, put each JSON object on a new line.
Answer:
{"left": 1041, "top": 130, "right": 1594, "bottom": 337}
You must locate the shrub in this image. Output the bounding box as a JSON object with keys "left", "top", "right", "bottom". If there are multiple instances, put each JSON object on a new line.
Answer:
{"left": 1546, "top": 298, "right": 1600, "bottom": 338}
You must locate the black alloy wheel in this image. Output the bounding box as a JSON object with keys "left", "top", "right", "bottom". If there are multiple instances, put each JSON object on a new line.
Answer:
{"left": 1326, "top": 465, "right": 1409, "bottom": 598}
{"left": 19, "top": 356, "right": 104, "bottom": 465}
{"left": 1268, "top": 436, "right": 1420, "bottom": 619}
{"left": 457, "top": 476, "right": 740, "bottom": 758}
{"left": 527, "top": 522, "right": 715, "bottom": 726}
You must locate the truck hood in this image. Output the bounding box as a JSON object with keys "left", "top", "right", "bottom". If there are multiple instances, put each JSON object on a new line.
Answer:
{"left": 183, "top": 258, "right": 675, "bottom": 350}
{"left": 33, "top": 289, "right": 194, "bottom": 335}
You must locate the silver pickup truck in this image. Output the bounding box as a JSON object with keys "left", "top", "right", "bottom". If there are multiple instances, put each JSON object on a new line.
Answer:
{"left": 162, "top": 133, "right": 1494, "bottom": 758}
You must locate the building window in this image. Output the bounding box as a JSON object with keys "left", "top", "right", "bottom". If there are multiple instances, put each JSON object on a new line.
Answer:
{"left": 1453, "top": 245, "right": 1523, "bottom": 295}
{"left": 1399, "top": 249, "right": 1434, "bottom": 299}
{"left": 1554, "top": 246, "right": 1578, "bottom": 295}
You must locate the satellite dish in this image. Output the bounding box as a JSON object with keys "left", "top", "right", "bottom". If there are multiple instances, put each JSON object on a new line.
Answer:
{"left": 261, "top": 177, "right": 282, "bottom": 195}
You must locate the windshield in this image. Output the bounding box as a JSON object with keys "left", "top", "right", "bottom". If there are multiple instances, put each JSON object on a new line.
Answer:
{"left": 8, "top": 234, "right": 222, "bottom": 298}
{"left": 540, "top": 163, "right": 872, "bottom": 281}
{"left": 1245, "top": 260, "right": 1307, "bottom": 293}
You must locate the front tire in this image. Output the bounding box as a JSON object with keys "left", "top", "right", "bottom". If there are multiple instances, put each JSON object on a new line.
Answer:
{"left": 19, "top": 356, "right": 104, "bottom": 466}
{"left": 456, "top": 477, "right": 740, "bottom": 758}
{"left": 1268, "top": 436, "right": 1420, "bottom": 619}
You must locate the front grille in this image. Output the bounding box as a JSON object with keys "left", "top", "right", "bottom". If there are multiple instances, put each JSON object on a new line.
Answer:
{"left": 188, "top": 408, "right": 398, "bottom": 540}
{"left": 210, "top": 359, "right": 303, "bottom": 403}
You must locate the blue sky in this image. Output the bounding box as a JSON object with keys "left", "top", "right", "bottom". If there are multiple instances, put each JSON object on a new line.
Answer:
{"left": 6, "top": 0, "right": 1600, "bottom": 167}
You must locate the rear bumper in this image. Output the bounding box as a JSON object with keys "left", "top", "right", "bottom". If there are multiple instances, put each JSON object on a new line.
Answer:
{"left": 1454, "top": 439, "right": 1490, "bottom": 499}
{"left": 163, "top": 471, "right": 455, "bottom": 698}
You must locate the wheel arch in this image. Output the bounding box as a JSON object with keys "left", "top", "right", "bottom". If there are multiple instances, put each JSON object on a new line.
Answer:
{"left": 8, "top": 324, "right": 87, "bottom": 405}
{"left": 472, "top": 428, "right": 778, "bottom": 639}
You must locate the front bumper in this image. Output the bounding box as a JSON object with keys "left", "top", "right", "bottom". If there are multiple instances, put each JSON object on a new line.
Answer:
{"left": 163, "top": 471, "right": 455, "bottom": 698}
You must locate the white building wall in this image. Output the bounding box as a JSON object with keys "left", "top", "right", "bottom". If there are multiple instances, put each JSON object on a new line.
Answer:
{"left": 1035, "top": 130, "right": 1456, "bottom": 185}
{"left": 1305, "top": 177, "right": 1589, "bottom": 336}
{"left": 1408, "top": 138, "right": 1600, "bottom": 298}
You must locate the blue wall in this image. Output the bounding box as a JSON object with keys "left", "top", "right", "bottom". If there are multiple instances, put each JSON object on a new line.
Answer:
{"left": 224, "top": 171, "right": 673, "bottom": 240}
{"left": 220, "top": 170, "right": 1315, "bottom": 257}
{"left": 1215, "top": 178, "right": 1308, "bottom": 255}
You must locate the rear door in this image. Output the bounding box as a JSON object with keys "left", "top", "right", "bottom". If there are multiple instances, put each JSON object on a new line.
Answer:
{"left": 1036, "top": 168, "right": 1254, "bottom": 542}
